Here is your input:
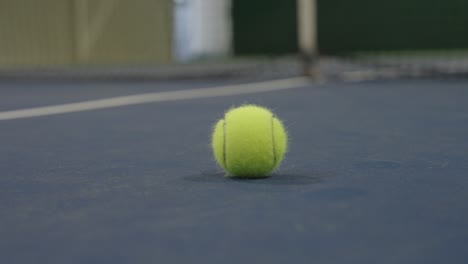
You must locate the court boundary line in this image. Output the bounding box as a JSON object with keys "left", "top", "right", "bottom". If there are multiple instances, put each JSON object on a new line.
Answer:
{"left": 0, "top": 77, "right": 310, "bottom": 121}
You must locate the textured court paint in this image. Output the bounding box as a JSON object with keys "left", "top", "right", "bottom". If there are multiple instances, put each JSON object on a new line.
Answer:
{"left": 0, "top": 77, "right": 309, "bottom": 121}
{"left": 212, "top": 105, "right": 288, "bottom": 178}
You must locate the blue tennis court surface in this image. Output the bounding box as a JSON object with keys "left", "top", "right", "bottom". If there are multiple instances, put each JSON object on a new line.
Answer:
{"left": 1, "top": 78, "right": 467, "bottom": 263}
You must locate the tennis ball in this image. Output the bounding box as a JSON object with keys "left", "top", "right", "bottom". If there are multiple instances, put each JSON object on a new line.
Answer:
{"left": 211, "top": 105, "right": 288, "bottom": 178}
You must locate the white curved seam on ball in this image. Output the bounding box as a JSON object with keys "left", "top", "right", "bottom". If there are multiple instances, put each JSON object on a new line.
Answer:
{"left": 222, "top": 118, "right": 228, "bottom": 173}
{"left": 271, "top": 115, "right": 277, "bottom": 167}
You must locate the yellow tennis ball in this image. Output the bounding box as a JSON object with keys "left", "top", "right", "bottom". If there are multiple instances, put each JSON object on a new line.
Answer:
{"left": 211, "top": 105, "right": 288, "bottom": 178}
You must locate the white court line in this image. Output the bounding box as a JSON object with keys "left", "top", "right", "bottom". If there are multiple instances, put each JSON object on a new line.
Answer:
{"left": 0, "top": 77, "right": 310, "bottom": 121}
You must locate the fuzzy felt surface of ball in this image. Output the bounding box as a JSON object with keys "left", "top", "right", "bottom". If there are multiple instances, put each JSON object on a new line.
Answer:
{"left": 211, "top": 105, "right": 288, "bottom": 178}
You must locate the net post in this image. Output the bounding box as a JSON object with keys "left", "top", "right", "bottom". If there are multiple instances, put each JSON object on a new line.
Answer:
{"left": 297, "top": 0, "right": 321, "bottom": 80}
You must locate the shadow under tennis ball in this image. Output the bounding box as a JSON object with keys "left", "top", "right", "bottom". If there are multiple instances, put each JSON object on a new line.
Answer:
{"left": 186, "top": 170, "right": 335, "bottom": 186}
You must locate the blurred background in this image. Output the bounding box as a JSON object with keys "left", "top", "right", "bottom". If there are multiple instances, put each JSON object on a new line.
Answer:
{"left": 0, "top": 0, "right": 467, "bottom": 80}
{"left": 1, "top": 2, "right": 468, "bottom": 263}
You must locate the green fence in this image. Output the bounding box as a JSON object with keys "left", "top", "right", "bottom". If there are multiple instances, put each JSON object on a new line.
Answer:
{"left": 317, "top": 0, "right": 468, "bottom": 54}
{"left": 232, "top": 0, "right": 468, "bottom": 55}
{"left": 233, "top": 0, "right": 298, "bottom": 55}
